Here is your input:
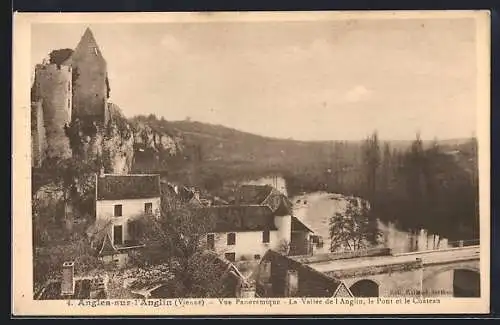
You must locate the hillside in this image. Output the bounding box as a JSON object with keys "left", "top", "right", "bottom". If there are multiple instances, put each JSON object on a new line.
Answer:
{"left": 130, "top": 116, "right": 477, "bottom": 195}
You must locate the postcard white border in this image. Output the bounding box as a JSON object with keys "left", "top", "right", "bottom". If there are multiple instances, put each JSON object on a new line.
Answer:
{"left": 12, "top": 10, "right": 491, "bottom": 316}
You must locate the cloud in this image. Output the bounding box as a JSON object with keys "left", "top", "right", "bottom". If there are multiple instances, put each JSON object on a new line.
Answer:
{"left": 344, "top": 85, "right": 372, "bottom": 103}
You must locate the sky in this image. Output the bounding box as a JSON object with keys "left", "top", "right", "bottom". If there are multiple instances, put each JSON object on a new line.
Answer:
{"left": 31, "top": 17, "right": 478, "bottom": 141}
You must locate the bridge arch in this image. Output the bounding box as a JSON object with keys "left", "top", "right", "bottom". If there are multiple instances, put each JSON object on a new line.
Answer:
{"left": 422, "top": 264, "right": 480, "bottom": 298}
{"left": 349, "top": 279, "right": 380, "bottom": 297}
{"left": 453, "top": 269, "right": 480, "bottom": 297}
{"left": 425, "top": 264, "right": 480, "bottom": 277}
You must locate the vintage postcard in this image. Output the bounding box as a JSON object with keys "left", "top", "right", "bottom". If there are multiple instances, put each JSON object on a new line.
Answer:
{"left": 12, "top": 11, "right": 490, "bottom": 316}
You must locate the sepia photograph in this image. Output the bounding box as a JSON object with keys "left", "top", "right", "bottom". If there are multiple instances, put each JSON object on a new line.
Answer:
{"left": 12, "top": 11, "right": 490, "bottom": 315}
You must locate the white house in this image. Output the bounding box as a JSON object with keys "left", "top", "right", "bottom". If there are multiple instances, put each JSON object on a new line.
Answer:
{"left": 203, "top": 185, "right": 314, "bottom": 262}
{"left": 93, "top": 172, "right": 161, "bottom": 267}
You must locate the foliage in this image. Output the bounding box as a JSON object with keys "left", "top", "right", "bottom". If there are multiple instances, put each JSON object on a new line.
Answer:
{"left": 48, "top": 48, "right": 74, "bottom": 65}
{"left": 361, "top": 131, "right": 381, "bottom": 200}
{"left": 33, "top": 236, "right": 103, "bottom": 288}
{"left": 132, "top": 195, "right": 233, "bottom": 297}
{"left": 329, "top": 198, "right": 382, "bottom": 252}
{"left": 277, "top": 240, "right": 291, "bottom": 255}
{"left": 129, "top": 117, "right": 478, "bottom": 241}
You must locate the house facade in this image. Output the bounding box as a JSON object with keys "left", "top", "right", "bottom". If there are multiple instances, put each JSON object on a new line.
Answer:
{"left": 203, "top": 185, "right": 314, "bottom": 262}
{"left": 94, "top": 172, "right": 161, "bottom": 267}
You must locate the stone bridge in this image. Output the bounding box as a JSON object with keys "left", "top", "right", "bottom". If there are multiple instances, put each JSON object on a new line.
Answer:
{"left": 298, "top": 245, "right": 480, "bottom": 298}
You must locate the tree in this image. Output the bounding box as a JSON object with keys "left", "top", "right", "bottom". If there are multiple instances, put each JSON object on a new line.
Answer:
{"left": 362, "top": 131, "right": 381, "bottom": 201}
{"left": 33, "top": 236, "right": 103, "bottom": 290}
{"left": 329, "top": 197, "right": 381, "bottom": 252}
{"left": 133, "top": 195, "right": 232, "bottom": 297}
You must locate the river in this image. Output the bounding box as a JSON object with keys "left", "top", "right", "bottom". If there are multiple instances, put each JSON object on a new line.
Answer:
{"left": 239, "top": 175, "right": 450, "bottom": 254}
{"left": 291, "top": 191, "right": 450, "bottom": 254}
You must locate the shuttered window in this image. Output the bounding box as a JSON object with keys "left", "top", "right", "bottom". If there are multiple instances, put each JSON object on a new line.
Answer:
{"left": 263, "top": 230, "right": 270, "bottom": 243}
{"left": 114, "top": 204, "right": 122, "bottom": 217}
{"left": 227, "top": 233, "right": 236, "bottom": 246}
{"left": 225, "top": 252, "right": 236, "bottom": 262}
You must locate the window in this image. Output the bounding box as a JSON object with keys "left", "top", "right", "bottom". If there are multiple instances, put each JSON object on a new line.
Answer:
{"left": 207, "top": 234, "right": 215, "bottom": 250}
{"left": 254, "top": 254, "right": 261, "bottom": 260}
{"left": 144, "top": 202, "right": 153, "bottom": 214}
{"left": 113, "top": 225, "right": 123, "bottom": 245}
{"left": 67, "top": 98, "right": 71, "bottom": 109}
{"left": 224, "top": 252, "right": 236, "bottom": 262}
{"left": 227, "top": 233, "right": 236, "bottom": 246}
{"left": 263, "top": 230, "right": 270, "bottom": 243}
{"left": 114, "top": 204, "right": 122, "bottom": 217}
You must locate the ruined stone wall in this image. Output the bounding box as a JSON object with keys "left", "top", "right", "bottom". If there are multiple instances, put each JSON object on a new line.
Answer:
{"left": 66, "top": 102, "right": 135, "bottom": 174}
{"left": 70, "top": 50, "right": 108, "bottom": 123}
{"left": 33, "top": 64, "right": 72, "bottom": 160}
{"left": 31, "top": 100, "right": 46, "bottom": 167}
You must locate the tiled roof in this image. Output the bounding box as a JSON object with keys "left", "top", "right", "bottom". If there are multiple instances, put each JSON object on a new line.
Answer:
{"left": 98, "top": 233, "right": 118, "bottom": 256}
{"left": 258, "top": 250, "right": 341, "bottom": 297}
{"left": 66, "top": 27, "right": 105, "bottom": 64}
{"left": 273, "top": 195, "right": 293, "bottom": 216}
{"left": 204, "top": 205, "right": 278, "bottom": 233}
{"left": 96, "top": 174, "right": 160, "bottom": 200}
{"left": 234, "top": 185, "right": 274, "bottom": 205}
{"left": 291, "top": 216, "right": 314, "bottom": 233}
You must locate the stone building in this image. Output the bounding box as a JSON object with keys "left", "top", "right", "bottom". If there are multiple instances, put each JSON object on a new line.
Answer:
{"left": 201, "top": 185, "right": 315, "bottom": 262}
{"left": 254, "top": 249, "right": 353, "bottom": 298}
{"left": 64, "top": 27, "right": 110, "bottom": 125}
{"left": 31, "top": 27, "right": 110, "bottom": 167}
{"left": 31, "top": 61, "right": 73, "bottom": 161}
{"left": 92, "top": 172, "right": 161, "bottom": 268}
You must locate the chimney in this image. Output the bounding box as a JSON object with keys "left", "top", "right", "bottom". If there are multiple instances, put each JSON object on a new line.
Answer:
{"left": 240, "top": 282, "right": 256, "bottom": 298}
{"left": 285, "top": 269, "right": 299, "bottom": 297}
{"left": 61, "top": 261, "right": 75, "bottom": 296}
{"left": 259, "top": 260, "right": 271, "bottom": 283}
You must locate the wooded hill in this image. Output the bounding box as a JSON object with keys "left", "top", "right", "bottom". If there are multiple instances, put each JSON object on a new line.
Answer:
{"left": 129, "top": 115, "right": 478, "bottom": 242}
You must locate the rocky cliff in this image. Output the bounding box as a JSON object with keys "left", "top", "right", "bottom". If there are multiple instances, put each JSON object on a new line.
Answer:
{"left": 33, "top": 103, "right": 184, "bottom": 240}
{"left": 64, "top": 102, "right": 183, "bottom": 175}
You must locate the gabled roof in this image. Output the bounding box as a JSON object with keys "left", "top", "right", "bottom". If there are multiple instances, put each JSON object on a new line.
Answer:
{"left": 291, "top": 216, "right": 315, "bottom": 233}
{"left": 203, "top": 205, "right": 278, "bottom": 233}
{"left": 332, "top": 282, "right": 353, "bottom": 297}
{"left": 98, "top": 233, "right": 118, "bottom": 256}
{"left": 66, "top": 27, "right": 105, "bottom": 64}
{"left": 259, "top": 250, "right": 341, "bottom": 297}
{"left": 234, "top": 185, "right": 293, "bottom": 216}
{"left": 273, "top": 195, "right": 293, "bottom": 216}
{"left": 234, "top": 185, "right": 274, "bottom": 205}
{"left": 96, "top": 174, "right": 160, "bottom": 201}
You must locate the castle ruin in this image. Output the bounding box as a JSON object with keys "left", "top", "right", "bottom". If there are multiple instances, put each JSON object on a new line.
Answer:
{"left": 31, "top": 27, "right": 111, "bottom": 167}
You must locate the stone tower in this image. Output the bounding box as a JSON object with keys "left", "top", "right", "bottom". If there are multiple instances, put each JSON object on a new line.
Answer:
{"left": 31, "top": 62, "right": 73, "bottom": 161}
{"left": 65, "top": 28, "right": 109, "bottom": 125}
